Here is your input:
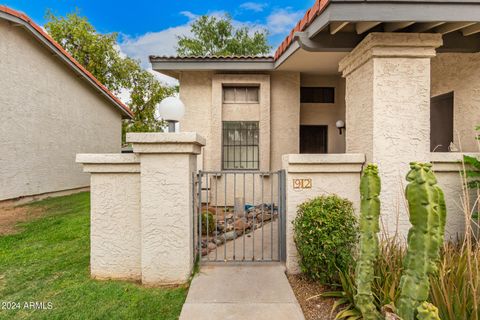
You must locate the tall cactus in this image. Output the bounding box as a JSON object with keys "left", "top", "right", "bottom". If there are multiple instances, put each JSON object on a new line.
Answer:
{"left": 396, "top": 162, "right": 447, "bottom": 320}
{"left": 354, "top": 164, "right": 382, "bottom": 320}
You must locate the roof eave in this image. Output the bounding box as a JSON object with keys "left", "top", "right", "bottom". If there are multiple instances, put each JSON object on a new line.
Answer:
{"left": 274, "top": 0, "right": 480, "bottom": 65}
{"left": 150, "top": 57, "right": 275, "bottom": 76}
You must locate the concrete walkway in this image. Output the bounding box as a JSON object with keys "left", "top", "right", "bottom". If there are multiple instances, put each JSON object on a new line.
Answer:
{"left": 180, "top": 264, "right": 305, "bottom": 320}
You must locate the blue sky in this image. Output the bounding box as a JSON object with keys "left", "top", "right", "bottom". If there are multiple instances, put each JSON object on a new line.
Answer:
{"left": 3, "top": 0, "right": 312, "bottom": 75}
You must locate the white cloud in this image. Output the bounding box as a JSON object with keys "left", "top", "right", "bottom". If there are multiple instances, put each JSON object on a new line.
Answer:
{"left": 180, "top": 11, "right": 198, "bottom": 20}
{"left": 266, "top": 8, "right": 303, "bottom": 35}
{"left": 240, "top": 2, "right": 267, "bottom": 12}
{"left": 119, "top": 24, "right": 192, "bottom": 86}
{"left": 120, "top": 25, "right": 190, "bottom": 64}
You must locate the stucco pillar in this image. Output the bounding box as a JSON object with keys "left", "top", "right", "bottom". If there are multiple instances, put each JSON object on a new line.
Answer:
{"left": 339, "top": 33, "right": 443, "bottom": 237}
{"left": 76, "top": 154, "right": 141, "bottom": 281}
{"left": 127, "top": 132, "right": 205, "bottom": 285}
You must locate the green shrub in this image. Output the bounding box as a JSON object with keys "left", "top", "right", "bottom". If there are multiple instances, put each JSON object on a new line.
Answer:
{"left": 201, "top": 211, "right": 215, "bottom": 235}
{"left": 293, "top": 195, "right": 358, "bottom": 284}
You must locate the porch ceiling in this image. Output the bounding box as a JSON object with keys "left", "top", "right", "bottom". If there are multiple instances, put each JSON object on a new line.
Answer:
{"left": 274, "top": 0, "right": 480, "bottom": 68}
{"left": 275, "top": 50, "right": 347, "bottom": 75}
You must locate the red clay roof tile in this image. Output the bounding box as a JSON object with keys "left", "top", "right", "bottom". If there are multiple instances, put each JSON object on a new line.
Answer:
{"left": 274, "top": 0, "right": 331, "bottom": 61}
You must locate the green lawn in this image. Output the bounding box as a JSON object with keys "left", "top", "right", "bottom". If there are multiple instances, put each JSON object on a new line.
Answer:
{"left": 0, "top": 192, "right": 187, "bottom": 320}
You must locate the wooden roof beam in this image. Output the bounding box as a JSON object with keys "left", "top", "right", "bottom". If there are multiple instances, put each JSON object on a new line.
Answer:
{"left": 384, "top": 21, "right": 415, "bottom": 32}
{"left": 411, "top": 22, "right": 445, "bottom": 33}
{"left": 462, "top": 23, "right": 480, "bottom": 36}
{"left": 435, "top": 22, "right": 476, "bottom": 34}
{"left": 330, "top": 21, "right": 349, "bottom": 35}
{"left": 356, "top": 21, "right": 381, "bottom": 34}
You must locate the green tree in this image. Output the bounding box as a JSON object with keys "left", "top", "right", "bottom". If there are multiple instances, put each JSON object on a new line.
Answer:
{"left": 45, "top": 11, "right": 174, "bottom": 142}
{"left": 177, "top": 15, "right": 271, "bottom": 56}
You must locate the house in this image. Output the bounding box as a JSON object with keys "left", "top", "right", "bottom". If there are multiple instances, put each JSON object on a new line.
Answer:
{"left": 76, "top": 0, "right": 480, "bottom": 284}
{"left": 150, "top": 0, "right": 480, "bottom": 238}
{"left": 0, "top": 6, "right": 133, "bottom": 202}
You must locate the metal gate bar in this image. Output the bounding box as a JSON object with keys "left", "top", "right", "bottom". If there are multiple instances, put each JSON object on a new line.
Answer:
{"left": 195, "top": 170, "right": 286, "bottom": 263}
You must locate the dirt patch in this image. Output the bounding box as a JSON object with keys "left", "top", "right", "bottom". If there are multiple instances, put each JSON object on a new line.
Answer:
{"left": 288, "top": 274, "right": 336, "bottom": 320}
{"left": 0, "top": 204, "right": 45, "bottom": 235}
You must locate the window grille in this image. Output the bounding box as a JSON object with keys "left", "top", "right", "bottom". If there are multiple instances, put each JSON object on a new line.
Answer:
{"left": 222, "top": 121, "right": 259, "bottom": 170}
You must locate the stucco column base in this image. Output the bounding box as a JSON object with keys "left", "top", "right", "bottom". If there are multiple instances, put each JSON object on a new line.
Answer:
{"left": 339, "top": 33, "right": 443, "bottom": 237}
{"left": 127, "top": 132, "right": 205, "bottom": 286}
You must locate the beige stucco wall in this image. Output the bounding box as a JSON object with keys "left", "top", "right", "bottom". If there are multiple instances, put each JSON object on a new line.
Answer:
{"left": 343, "top": 59, "right": 374, "bottom": 160}
{"left": 282, "top": 153, "right": 365, "bottom": 274}
{"left": 431, "top": 152, "right": 480, "bottom": 239}
{"left": 300, "top": 74, "right": 346, "bottom": 153}
{"left": 431, "top": 53, "right": 480, "bottom": 151}
{"left": 179, "top": 71, "right": 300, "bottom": 173}
{"left": 271, "top": 72, "right": 301, "bottom": 170}
{"left": 178, "top": 71, "right": 213, "bottom": 170}
{"left": 0, "top": 20, "right": 122, "bottom": 201}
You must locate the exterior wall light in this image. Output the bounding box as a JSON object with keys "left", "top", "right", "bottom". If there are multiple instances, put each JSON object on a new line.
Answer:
{"left": 336, "top": 120, "right": 346, "bottom": 135}
{"left": 156, "top": 96, "right": 185, "bottom": 132}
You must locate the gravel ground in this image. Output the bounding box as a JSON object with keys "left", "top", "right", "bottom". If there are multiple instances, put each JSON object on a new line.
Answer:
{"left": 287, "top": 274, "right": 336, "bottom": 320}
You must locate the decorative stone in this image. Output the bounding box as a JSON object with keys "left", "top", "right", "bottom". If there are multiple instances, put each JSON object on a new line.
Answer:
{"left": 258, "top": 213, "right": 272, "bottom": 221}
{"left": 234, "top": 219, "right": 248, "bottom": 231}
{"left": 223, "top": 231, "right": 236, "bottom": 241}
{"left": 197, "top": 202, "right": 278, "bottom": 251}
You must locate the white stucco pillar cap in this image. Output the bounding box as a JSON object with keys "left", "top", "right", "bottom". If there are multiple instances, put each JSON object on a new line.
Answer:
{"left": 126, "top": 132, "right": 206, "bottom": 155}
{"left": 76, "top": 154, "right": 140, "bottom": 173}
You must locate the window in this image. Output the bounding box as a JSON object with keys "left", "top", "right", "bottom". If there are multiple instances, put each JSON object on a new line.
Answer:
{"left": 300, "top": 87, "right": 335, "bottom": 103}
{"left": 222, "top": 121, "right": 259, "bottom": 170}
{"left": 223, "top": 86, "right": 259, "bottom": 103}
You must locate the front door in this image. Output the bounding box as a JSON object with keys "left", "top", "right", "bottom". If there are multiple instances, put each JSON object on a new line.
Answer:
{"left": 300, "top": 125, "right": 328, "bottom": 153}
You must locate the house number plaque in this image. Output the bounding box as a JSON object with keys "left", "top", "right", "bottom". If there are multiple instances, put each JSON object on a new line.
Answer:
{"left": 293, "top": 178, "right": 312, "bottom": 189}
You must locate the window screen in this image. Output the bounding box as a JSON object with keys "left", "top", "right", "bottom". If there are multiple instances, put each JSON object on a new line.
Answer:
{"left": 222, "top": 121, "right": 259, "bottom": 170}
{"left": 223, "top": 86, "right": 260, "bottom": 103}
{"left": 300, "top": 87, "right": 335, "bottom": 103}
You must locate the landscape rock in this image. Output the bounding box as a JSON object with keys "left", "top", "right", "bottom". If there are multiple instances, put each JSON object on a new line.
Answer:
{"left": 223, "top": 230, "right": 237, "bottom": 241}
{"left": 199, "top": 203, "right": 278, "bottom": 250}
{"left": 234, "top": 219, "right": 248, "bottom": 231}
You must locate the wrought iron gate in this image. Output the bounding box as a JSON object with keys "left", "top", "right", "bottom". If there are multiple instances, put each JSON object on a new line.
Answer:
{"left": 193, "top": 170, "right": 286, "bottom": 263}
